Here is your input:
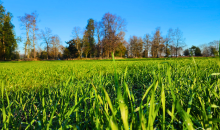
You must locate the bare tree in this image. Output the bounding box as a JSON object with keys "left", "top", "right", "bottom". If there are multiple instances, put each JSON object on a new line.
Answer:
{"left": 151, "top": 27, "right": 163, "bottom": 58}
{"left": 18, "top": 13, "right": 33, "bottom": 58}
{"left": 37, "top": 44, "right": 42, "bottom": 57}
{"left": 169, "top": 45, "right": 176, "bottom": 57}
{"left": 164, "top": 28, "right": 174, "bottom": 57}
{"left": 129, "top": 36, "right": 143, "bottom": 57}
{"left": 201, "top": 45, "right": 210, "bottom": 57}
{"left": 143, "top": 34, "right": 151, "bottom": 57}
{"left": 51, "top": 35, "right": 61, "bottom": 59}
{"left": 101, "top": 12, "right": 126, "bottom": 58}
{"left": 72, "top": 26, "right": 83, "bottom": 57}
{"left": 41, "top": 28, "right": 52, "bottom": 59}
{"left": 173, "top": 28, "right": 185, "bottom": 57}
{"left": 209, "top": 40, "right": 219, "bottom": 55}
{"left": 158, "top": 43, "right": 165, "bottom": 57}
{"left": 95, "top": 21, "right": 102, "bottom": 58}
{"left": 30, "top": 11, "right": 38, "bottom": 59}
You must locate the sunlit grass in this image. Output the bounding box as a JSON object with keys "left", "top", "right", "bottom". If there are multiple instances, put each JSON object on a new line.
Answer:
{"left": 0, "top": 57, "right": 220, "bottom": 129}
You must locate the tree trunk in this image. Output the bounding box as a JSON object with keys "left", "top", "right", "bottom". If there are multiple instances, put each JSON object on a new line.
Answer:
{"left": 176, "top": 48, "right": 178, "bottom": 58}
{"left": 33, "top": 26, "right": 35, "bottom": 59}
{"left": 47, "top": 43, "right": 49, "bottom": 60}
{"left": 53, "top": 45, "right": 55, "bottom": 59}
{"left": 25, "top": 43, "right": 27, "bottom": 59}
{"left": 54, "top": 47, "right": 56, "bottom": 59}
{"left": 27, "top": 29, "right": 30, "bottom": 59}
{"left": 145, "top": 49, "right": 148, "bottom": 58}
{"left": 24, "top": 25, "right": 30, "bottom": 59}
{"left": 99, "top": 44, "right": 102, "bottom": 58}
{"left": 2, "top": 32, "right": 5, "bottom": 60}
{"left": 107, "top": 51, "right": 109, "bottom": 58}
{"left": 165, "top": 44, "right": 168, "bottom": 57}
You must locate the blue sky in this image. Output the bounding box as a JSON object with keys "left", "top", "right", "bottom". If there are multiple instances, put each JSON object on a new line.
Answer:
{"left": 2, "top": 0, "right": 220, "bottom": 54}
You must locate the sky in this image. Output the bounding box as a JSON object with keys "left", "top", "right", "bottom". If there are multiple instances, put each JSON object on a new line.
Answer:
{"left": 2, "top": 0, "right": 220, "bottom": 54}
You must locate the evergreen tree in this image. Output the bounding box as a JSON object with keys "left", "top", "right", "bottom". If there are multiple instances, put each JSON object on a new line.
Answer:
{"left": 66, "top": 39, "right": 79, "bottom": 58}
{"left": 115, "top": 42, "right": 127, "bottom": 57}
{"left": 0, "top": 4, "right": 17, "bottom": 60}
{"left": 189, "top": 46, "right": 197, "bottom": 56}
{"left": 183, "top": 49, "right": 190, "bottom": 56}
{"left": 3, "top": 13, "right": 17, "bottom": 60}
{"left": 0, "top": 4, "right": 5, "bottom": 59}
{"left": 195, "top": 47, "right": 202, "bottom": 56}
{"left": 210, "top": 47, "right": 218, "bottom": 56}
{"left": 63, "top": 48, "right": 70, "bottom": 59}
{"left": 82, "top": 31, "right": 91, "bottom": 58}
{"left": 85, "top": 19, "right": 95, "bottom": 57}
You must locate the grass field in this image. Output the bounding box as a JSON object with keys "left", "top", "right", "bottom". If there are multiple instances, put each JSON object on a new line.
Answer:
{"left": 1, "top": 57, "right": 220, "bottom": 129}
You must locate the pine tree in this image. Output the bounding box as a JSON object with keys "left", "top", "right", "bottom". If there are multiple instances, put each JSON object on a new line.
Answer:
{"left": 195, "top": 47, "right": 202, "bottom": 56}
{"left": 0, "top": 4, "right": 5, "bottom": 59}
{"left": 2, "top": 12, "right": 17, "bottom": 60}
{"left": 0, "top": 4, "right": 17, "bottom": 60}
{"left": 85, "top": 19, "right": 95, "bottom": 57}
{"left": 82, "top": 31, "right": 91, "bottom": 58}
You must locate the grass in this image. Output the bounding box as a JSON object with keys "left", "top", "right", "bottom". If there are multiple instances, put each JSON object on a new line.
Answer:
{"left": 0, "top": 57, "right": 220, "bottom": 129}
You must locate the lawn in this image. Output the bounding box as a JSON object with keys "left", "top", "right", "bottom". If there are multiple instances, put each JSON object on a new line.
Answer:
{"left": 0, "top": 57, "right": 220, "bottom": 129}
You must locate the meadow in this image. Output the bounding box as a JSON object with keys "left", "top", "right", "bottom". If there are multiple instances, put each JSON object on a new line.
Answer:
{"left": 0, "top": 57, "right": 220, "bottom": 129}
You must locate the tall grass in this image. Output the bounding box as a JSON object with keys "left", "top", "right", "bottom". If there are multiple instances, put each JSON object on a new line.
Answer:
{"left": 0, "top": 58, "right": 220, "bottom": 129}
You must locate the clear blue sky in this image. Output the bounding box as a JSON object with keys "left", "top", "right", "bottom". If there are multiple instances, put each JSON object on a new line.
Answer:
{"left": 2, "top": 0, "right": 220, "bottom": 54}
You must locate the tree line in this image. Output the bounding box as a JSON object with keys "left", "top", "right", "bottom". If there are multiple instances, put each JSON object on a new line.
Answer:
{"left": 63, "top": 13, "right": 188, "bottom": 59}
{"left": 62, "top": 13, "right": 219, "bottom": 59}
{"left": 18, "top": 12, "right": 63, "bottom": 60}
{"left": 0, "top": 3, "right": 219, "bottom": 60}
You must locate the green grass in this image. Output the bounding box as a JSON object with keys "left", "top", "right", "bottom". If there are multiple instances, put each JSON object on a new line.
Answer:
{"left": 0, "top": 57, "right": 220, "bottom": 129}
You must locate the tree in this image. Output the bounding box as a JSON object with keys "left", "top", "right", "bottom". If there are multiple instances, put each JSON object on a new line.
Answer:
{"left": 115, "top": 40, "right": 127, "bottom": 57}
{"left": 151, "top": 27, "right": 163, "bottom": 58}
{"left": 165, "top": 47, "right": 171, "bottom": 57}
{"left": 169, "top": 45, "right": 176, "bottom": 57}
{"left": 143, "top": 34, "right": 151, "bottom": 57}
{"left": 158, "top": 43, "right": 165, "bottom": 57}
{"left": 0, "top": 5, "right": 17, "bottom": 60}
{"left": 101, "top": 12, "right": 126, "bottom": 58}
{"left": 129, "top": 36, "right": 143, "bottom": 57}
{"left": 183, "top": 49, "right": 190, "bottom": 56}
{"left": 0, "top": 4, "right": 5, "bottom": 60}
{"left": 85, "top": 19, "right": 95, "bottom": 57}
{"left": 51, "top": 35, "right": 61, "bottom": 59}
{"left": 63, "top": 48, "right": 70, "bottom": 59}
{"left": 164, "top": 28, "right": 174, "bottom": 57}
{"left": 30, "top": 11, "right": 38, "bottom": 59}
{"left": 189, "top": 46, "right": 202, "bottom": 56}
{"left": 94, "top": 21, "right": 102, "bottom": 58}
{"left": 40, "top": 51, "right": 47, "bottom": 59}
{"left": 209, "top": 40, "right": 219, "bottom": 56}
{"left": 189, "top": 45, "right": 197, "bottom": 56}
{"left": 195, "top": 47, "right": 202, "bottom": 56}
{"left": 18, "top": 13, "right": 33, "bottom": 58}
{"left": 66, "top": 39, "right": 79, "bottom": 58}
{"left": 210, "top": 46, "right": 218, "bottom": 56}
{"left": 82, "top": 31, "right": 91, "bottom": 58}
{"left": 173, "top": 28, "right": 185, "bottom": 57}
{"left": 72, "top": 27, "right": 83, "bottom": 58}
{"left": 41, "top": 28, "right": 52, "bottom": 59}
{"left": 200, "top": 44, "right": 210, "bottom": 57}
{"left": 12, "top": 51, "right": 20, "bottom": 60}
